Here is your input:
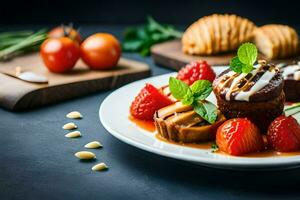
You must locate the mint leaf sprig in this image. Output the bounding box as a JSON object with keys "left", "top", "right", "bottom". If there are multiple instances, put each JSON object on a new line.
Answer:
{"left": 169, "top": 77, "right": 217, "bottom": 124}
{"left": 230, "top": 42, "right": 258, "bottom": 74}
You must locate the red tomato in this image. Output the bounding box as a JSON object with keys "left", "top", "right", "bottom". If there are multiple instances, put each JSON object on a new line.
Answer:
{"left": 40, "top": 37, "right": 80, "bottom": 73}
{"left": 48, "top": 25, "right": 81, "bottom": 43}
{"left": 80, "top": 33, "right": 121, "bottom": 70}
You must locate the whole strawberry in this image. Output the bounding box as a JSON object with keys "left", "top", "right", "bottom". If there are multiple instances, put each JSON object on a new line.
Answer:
{"left": 267, "top": 115, "right": 300, "bottom": 152}
{"left": 177, "top": 60, "right": 216, "bottom": 85}
{"left": 130, "top": 84, "right": 173, "bottom": 121}
{"left": 216, "top": 118, "right": 264, "bottom": 156}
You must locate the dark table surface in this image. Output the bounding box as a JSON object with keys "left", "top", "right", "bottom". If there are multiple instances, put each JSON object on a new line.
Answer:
{"left": 1, "top": 25, "right": 300, "bottom": 200}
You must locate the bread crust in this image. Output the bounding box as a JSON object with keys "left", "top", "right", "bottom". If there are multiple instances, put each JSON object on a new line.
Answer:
{"left": 182, "top": 14, "right": 256, "bottom": 55}
{"left": 253, "top": 24, "right": 299, "bottom": 59}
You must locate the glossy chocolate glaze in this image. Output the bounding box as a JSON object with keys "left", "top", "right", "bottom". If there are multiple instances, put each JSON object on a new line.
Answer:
{"left": 213, "top": 63, "right": 283, "bottom": 102}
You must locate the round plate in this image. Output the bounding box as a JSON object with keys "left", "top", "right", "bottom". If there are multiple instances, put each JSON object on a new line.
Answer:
{"left": 100, "top": 67, "right": 300, "bottom": 170}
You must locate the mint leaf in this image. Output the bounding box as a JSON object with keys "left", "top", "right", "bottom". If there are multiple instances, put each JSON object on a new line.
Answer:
{"left": 169, "top": 77, "right": 218, "bottom": 124}
{"left": 169, "top": 77, "right": 189, "bottom": 100}
{"left": 241, "top": 64, "right": 253, "bottom": 73}
{"left": 193, "top": 101, "right": 217, "bottom": 124}
{"left": 229, "top": 56, "right": 243, "bottom": 73}
{"left": 191, "top": 80, "right": 212, "bottom": 100}
{"left": 237, "top": 43, "right": 257, "bottom": 65}
{"left": 182, "top": 89, "right": 194, "bottom": 105}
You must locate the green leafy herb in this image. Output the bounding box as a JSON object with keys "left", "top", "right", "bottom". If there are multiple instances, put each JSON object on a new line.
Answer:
{"left": 182, "top": 89, "right": 194, "bottom": 105}
{"left": 169, "top": 77, "right": 190, "bottom": 100}
{"left": 122, "top": 16, "right": 183, "bottom": 56}
{"left": 169, "top": 77, "right": 217, "bottom": 124}
{"left": 284, "top": 103, "right": 300, "bottom": 118}
{"left": 193, "top": 101, "right": 217, "bottom": 124}
{"left": 229, "top": 56, "right": 243, "bottom": 73}
{"left": 0, "top": 29, "right": 47, "bottom": 61}
{"left": 190, "top": 80, "right": 212, "bottom": 100}
{"left": 229, "top": 43, "right": 258, "bottom": 74}
{"left": 211, "top": 143, "right": 219, "bottom": 153}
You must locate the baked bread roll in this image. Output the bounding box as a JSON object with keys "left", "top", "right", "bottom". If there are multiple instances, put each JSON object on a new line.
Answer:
{"left": 253, "top": 24, "right": 299, "bottom": 59}
{"left": 182, "top": 14, "right": 256, "bottom": 55}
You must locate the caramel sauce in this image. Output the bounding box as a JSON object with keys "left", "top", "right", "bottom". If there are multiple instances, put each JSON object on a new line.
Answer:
{"left": 129, "top": 116, "right": 156, "bottom": 132}
{"left": 155, "top": 133, "right": 213, "bottom": 149}
{"left": 130, "top": 116, "right": 300, "bottom": 158}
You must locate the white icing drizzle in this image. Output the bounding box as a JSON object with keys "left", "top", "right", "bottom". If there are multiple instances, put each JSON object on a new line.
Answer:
{"left": 294, "top": 71, "right": 300, "bottom": 80}
{"left": 282, "top": 65, "right": 300, "bottom": 79}
{"left": 235, "top": 70, "right": 276, "bottom": 101}
{"left": 223, "top": 66, "right": 261, "bottom": 101}
{"left": 218, "top": 63, "right": 277, "bottom": 102}
{"left": 217, "top": 71, "right": 236, "bottom": 88}
{"left": 276, "top": 63, "right": 286, "bottom": 68}
{"left": 225, "top": 73, "right": 247, "bottom": 101}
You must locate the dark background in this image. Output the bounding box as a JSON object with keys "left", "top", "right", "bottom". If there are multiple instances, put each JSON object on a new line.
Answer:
{"left": 2, "top": 1, "right": 300, "bottom": 200}
{"left": 1, "top": 0, "right": 300, "bottom": 27}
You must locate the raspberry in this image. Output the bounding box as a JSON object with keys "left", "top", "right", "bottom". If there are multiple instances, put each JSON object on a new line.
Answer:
{"left": 177, "top": 60, "right": 216, "bottom": 85}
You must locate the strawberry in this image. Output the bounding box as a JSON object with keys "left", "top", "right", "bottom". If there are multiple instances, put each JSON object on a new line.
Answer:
{"left": 177, "top": 60, "right": 216, "bottom": 85}
{"left": 130, "top": 84, "right": 173, "bottom": 121}
{"left": 267, "top": 115, "right": 300, "bottom": 152}
{"left": 216, "top": 118, "right": 264, "bottom": 156}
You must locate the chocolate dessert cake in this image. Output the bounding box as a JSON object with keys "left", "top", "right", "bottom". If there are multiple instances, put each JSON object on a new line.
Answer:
{"left": 277, "top": 62, "right": 300, "bottom": 102}
{"left": 213, "top": 61, "right": 285, "bottom": 132}
{"left": 154, "top": 102, "right": 226, "bottom": 143}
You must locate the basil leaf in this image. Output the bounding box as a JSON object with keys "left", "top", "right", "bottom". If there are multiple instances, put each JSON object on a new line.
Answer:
{"left": 182, "top": 89, "right": 194, "bottom": 105}
{"left": 169, "top": 77, "right": 190, "bottom": 100}
{"left": 123, "top": 28, "right": 138, "bottom": 40}
{"left": 191, "top": 80, "right": 212, "bottom": 100}
{"left": 237, "top": 43, "right": 257, "bottom": 65}
{"left": 229, "top": 56, "right": 243, "bottom": 73}
{"left": 140, "top": 48, "right": 151, "bottom": 56}
{"left": 193, "top": 101, "right": 217, "bottom": 124}
{"left": 122, "top": 40, "right": 143, "bottom": 51}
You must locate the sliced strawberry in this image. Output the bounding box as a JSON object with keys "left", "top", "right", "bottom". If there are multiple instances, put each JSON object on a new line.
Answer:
{"left": 130, "top": 84, "right": 173, "bottom": 121}
{"left": 216, "top": 118, "right": 264, "bottom": 156}
{"left": 177, "top": 60, "right": 216, "bottom": 85}
{"left": 267, "top": 115, "right": 300, "bottom": 152}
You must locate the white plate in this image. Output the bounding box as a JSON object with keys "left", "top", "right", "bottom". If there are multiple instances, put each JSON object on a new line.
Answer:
{"left": 100, "top": 67, "right": 300, "bottom": 170}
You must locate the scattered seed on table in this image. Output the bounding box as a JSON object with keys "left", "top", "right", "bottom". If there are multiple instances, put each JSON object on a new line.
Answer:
{"left": 92, "top": 163, "right": 108, "bottom": 171}
{"left": 65, "top": 131, "right": 81, "bottom": 138}
{"left": 84, "top": 141, "right": 102, "bottom": 149}
{"left": 66, "top": 111, "right": 82, "bottom": 119}
{"left": 74, "top": 151, "right": 96, "bottom": 160}
{"left": 62, "top": 122, "right": 77, "bottom": 130}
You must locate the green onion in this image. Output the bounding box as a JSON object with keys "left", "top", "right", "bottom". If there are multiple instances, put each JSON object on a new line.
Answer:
{"left": 0, "top": 29, "right": 47, "bottom": 61}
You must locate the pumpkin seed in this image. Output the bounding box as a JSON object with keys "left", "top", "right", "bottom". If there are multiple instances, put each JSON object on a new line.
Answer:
{"left": 62, "top": 122, "right": 77, "bottom": 130}
{"left": 92, "top": 163, "right": 108, "bottom": 171}
{"left": 74, "top": 151, "right": 96, "bottom": 160}
{"left": 84, "top": 141, "right": 102, "bottom": 149}
{"left": 66, "top": 111, "right": 82, "bottom": 119}
{"left": 65, "top": 131, "right": 81, "bottom": 138}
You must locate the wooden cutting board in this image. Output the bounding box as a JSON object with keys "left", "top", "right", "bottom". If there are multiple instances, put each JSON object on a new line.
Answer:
{"left": 151, "top": 39, "right": 300, "bottom": 70}
{"left": 0, "top": 53, "right": 150, "bottom": 111}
